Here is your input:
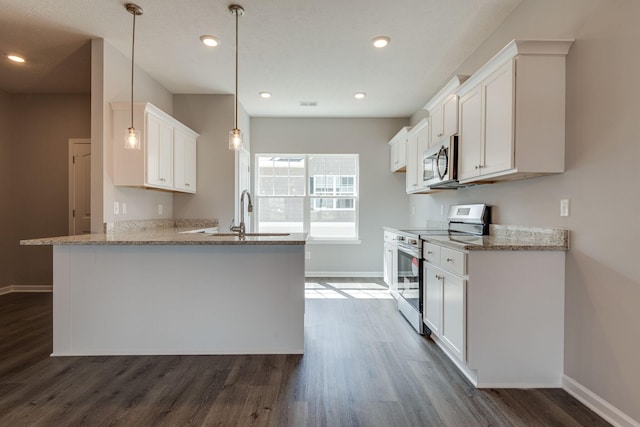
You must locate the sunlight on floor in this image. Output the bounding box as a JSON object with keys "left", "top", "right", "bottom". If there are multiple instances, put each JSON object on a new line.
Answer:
{"left": 305, "top": 281, "right": 392, "bottom": 299}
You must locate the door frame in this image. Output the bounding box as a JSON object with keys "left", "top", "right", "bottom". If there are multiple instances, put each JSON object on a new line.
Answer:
{"left": 68, "top": 138, "right": 91, "bottom": 235}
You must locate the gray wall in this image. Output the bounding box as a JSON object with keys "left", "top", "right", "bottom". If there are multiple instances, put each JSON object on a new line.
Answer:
{"left": 410, "top": 0, "right": 640, "bottom": 420}
{"left": 251, "top": 117, "right": 410, "bottom": 275}
{"left": 91, "top": 39, "right": 174, "bottom": 230}
{"left": 172, "top": 94, "right": 237, "bottom": 224}
{"left": 0, "top": 90, "right": 13, "bottom": 288}
{"left": 8, "top": 94, "right": 91, "bottom": 285}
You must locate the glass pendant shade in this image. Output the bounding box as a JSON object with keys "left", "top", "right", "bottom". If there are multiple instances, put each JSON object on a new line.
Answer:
{"left": 125, "top": 127, "right": 140, "bottom": 150}
{"left": 229, "top": 128, "right": 243, "bottom": 151}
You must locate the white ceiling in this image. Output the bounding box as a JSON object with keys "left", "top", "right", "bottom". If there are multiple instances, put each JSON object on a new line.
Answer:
{"left": 0, "top": 0, "right": 521, "bottom": 117}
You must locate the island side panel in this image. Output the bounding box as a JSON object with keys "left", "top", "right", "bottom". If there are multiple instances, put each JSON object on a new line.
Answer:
{"left": 53, "top": 244, "right": 305, "bottom": 355}
{"left": 52, "top": 246, "right": 72, "bottom": 355}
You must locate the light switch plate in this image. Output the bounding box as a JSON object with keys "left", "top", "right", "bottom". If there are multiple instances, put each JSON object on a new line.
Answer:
{"left": 560, "top": 199, "right": 570, "bottom": 217}
{"left": 114, "top": 201, "right": 120, "bottom": 215}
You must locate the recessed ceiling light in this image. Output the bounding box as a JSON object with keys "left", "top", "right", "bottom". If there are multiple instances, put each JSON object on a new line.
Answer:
{"left": 7, "top": 54, "right": 26, "bottom": 63}
{"left": 199, "top": 35, "right": 219, "bottom": 47}
{"left": 372, "top": 36, "right": 390, "bottom": 48}
{"left": 354, "top": 92, "right": 366, "bottom": 99}
{"left": 259, "top": 91, "right": 272, "bottom": 98}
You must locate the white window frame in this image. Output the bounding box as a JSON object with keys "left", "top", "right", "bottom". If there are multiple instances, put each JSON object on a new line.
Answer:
{"left": 254, "top": 153, "right": 360, "bottom": 244}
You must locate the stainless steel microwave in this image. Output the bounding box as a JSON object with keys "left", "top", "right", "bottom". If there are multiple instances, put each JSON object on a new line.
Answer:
{"left": 422, "top": 135, "right": 459, "bottom": 189}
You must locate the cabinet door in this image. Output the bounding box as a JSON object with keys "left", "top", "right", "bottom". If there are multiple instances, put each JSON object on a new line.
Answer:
{"left": 482, "top": 59, "right": 514, "bottom": 176}
{"left": 423, "top": 264, "right": 443, "bottom": 336}
{"left": 389, "top": 142, "right": 399, "bottom": 172}
{"left": 442, "top": 95, "right": 459, "bottom": 138}
{"left": 415, "top": 121, "right": 430, "bottom": 189}
{"left": 405, "top": 133, "right": 419, "bottom": 192}
{"left": 174, "top": 130, "right": 197, "bottom": 193}
{"left": 442, "top": 273, "right": 466, "bottom": 362}
{"left": 146, "top": 113, "right": 173, "bottom": 188}
{"left": 429, "top": 105, "right": 443, "bottom": 146}
{"left": 458, "top": 85, "right": 483, "bottom": 180}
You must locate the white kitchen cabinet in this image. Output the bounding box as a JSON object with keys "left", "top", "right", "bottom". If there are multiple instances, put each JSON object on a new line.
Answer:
{"left": 383, "top": 242, "right": 397, "bottom": 298}
{"left": 423, "top": 264, "right": 442, "bottom": 336}
{"left": 424, "top": 76, "right": 468, "bottom": 147}
{"left": 388, "top": 126, "right": 410, "bottom": 172}
{"left": 456, "top": 39, "right": 573, "bottom": 184}
{"left": 405, "top": 119, "right": 430, "bottom": 194}
{"left": 112, "top": 102, "right": 199, "bottom": 193}
{"left": 174, "top": 129, "right": 197, "bottom": 193}
{"left": 423, "top": 245, "right": 466, "bottom": 361}
{"left": 146, "top": 112, "right": 174, "bottom": 189}
{"left": 441, "top": 268, "right": 465, "bottom": 362}
{"left": 421, "top": 238, "right": 566, "bottom": 388}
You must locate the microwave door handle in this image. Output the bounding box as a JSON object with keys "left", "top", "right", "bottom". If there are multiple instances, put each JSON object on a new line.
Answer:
{"left": 436, "top": 146, "right": 448, "bottom": 179}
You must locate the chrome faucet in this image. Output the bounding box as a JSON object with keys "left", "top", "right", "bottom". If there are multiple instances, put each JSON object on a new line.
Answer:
{"left": 230, "top": 190, "right": 253, "bottom": 236}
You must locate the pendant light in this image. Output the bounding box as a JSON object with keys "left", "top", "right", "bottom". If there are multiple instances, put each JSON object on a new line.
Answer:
{"left": 229, "top": 4, "right": 244, "bottom": 151}
{"left": 125, "top": 3, "right": 143, "bottom": 150}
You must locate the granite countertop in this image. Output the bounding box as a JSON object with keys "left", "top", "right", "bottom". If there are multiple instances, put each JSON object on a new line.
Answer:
{"left": 386, "top": 224, "right": 569, "bottom": 251}
{"left": 20, "top": 219, "right": 307, "bottom": 246}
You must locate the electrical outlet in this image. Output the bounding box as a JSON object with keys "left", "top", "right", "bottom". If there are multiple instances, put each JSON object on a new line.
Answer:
{"left": 122, "top": 203, "right": 127, "bottom": 215}
{"left": 114, "top": 201, "right": 120, "bottom": 215}
{"left": 158, "top": 204, "right": 163, "bottom": 215}
{"left": 560, "top": 199, "right": 570, "bottom": 217}
{"left": 305, "top": 251, "right": 311, "bottom": 260}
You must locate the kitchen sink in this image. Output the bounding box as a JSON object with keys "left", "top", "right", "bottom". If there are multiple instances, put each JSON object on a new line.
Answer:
{"left": 179, "top": 227, "right": 219, "bottom": 234}
{"left": 207, "top": 232, "right": 290, "bottom": 237}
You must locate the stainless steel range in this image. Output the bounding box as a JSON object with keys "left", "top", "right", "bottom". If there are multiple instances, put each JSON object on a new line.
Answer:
{"left": 393, "top": 204, "right": 491, "bottom": 334}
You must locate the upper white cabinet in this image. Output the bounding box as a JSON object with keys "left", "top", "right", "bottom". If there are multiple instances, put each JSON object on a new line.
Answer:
{"left": 456, "top": 39, "right": 573, "bottom": 184}
{"left": 112, "top": 102, "right": 199, "bottom": 193}
{"left": 405, "top": 119, "right": 430, "bottom": 194}
{"left": 388, "top": 126, "right": 411, "bottom": 172}
{"left": 424, "top": 76, "right": 468, "bottom": 147}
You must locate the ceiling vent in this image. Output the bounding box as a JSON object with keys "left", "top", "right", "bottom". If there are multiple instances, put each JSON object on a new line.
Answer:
{"left": 299, "top": 100, "right": 318, "bottom": 107}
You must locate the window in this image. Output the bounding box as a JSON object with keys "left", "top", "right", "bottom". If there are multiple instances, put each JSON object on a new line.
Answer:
{"left": 255, "top": 154, "right": 359, "bottom": 240}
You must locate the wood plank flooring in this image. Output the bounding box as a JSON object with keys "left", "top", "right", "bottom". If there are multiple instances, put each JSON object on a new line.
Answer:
{"left": 0, "top": 279, "right": 609, "bottom": 426}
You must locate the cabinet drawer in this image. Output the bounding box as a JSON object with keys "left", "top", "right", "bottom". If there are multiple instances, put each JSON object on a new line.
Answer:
{"left": 423, "top": 243, "right": 441, "bottom": 264}
{"left": 440, "top": 247, "right": 466, "bottom": 275}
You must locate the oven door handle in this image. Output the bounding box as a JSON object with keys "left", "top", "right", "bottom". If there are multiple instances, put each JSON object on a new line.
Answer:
{"left": 436, "top": 145, "right": 448, "bottom": 180}
{"left": 397, "top": 244, "right": 419, "bottom": 258}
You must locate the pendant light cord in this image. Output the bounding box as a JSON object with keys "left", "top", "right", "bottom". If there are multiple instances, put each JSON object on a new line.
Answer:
{"left": 234, "top": 10, "right": 239, "bottom": 129}
{"left": 130, "top": 10, "right": 136, "bottom": 129}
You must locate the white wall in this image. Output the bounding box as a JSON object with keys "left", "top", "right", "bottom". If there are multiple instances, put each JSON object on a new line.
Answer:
{"left": 251, "top": 117, "right": 410, "bottom": 275}
{"left": 91, "top": 39, "right": 174, "bottom": 230}
{"left": 410, "top": 0, "right": 640, "bottom": 421}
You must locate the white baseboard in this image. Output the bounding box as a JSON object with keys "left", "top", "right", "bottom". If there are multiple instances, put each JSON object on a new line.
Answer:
{"left": 562, "top": 375, "right": 640, "bottom": 427}
{"left": 0, "top": 284, "right": 53, "bottom": 295}
{"left": 305, "top": 271, "right": 383, "bottom": 278}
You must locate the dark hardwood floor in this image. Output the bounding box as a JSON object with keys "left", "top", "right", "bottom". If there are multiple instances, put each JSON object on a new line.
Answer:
{"left": 0, "top": 279, "right": 609, "bottom": 426}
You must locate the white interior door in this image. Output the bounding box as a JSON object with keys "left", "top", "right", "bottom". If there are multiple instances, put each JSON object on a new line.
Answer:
{"left": 69, "top": 139, "right": 91, "bottom": 235}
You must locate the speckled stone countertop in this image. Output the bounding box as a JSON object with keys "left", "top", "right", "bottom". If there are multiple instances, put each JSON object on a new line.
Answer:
{"left": 384, "top": 224, "right": 569, "bottom": 251}
{"left": 21, "top": 219, "right": 307, "bottom": 246}
{"left": 421, "top": 225, "right": 569, "bottom": 251}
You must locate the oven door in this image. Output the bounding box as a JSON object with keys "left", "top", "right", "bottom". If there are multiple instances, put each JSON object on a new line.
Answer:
{"left": 397, "top": 244, "right": 423, "bottom": 333}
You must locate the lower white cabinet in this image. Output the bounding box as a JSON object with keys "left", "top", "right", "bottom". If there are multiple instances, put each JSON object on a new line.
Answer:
{"left": 112, "top": 102, "right": 199, "bottom": 194}
{"left": 422, "top": 239, "right": 566, "bottom": 388}
{"left": 383, "top": 233, "right": 398, "bottom": 298}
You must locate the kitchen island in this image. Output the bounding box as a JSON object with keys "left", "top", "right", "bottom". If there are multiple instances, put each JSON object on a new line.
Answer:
{"left": 22, "top": 228, "right": 307, "bottom": 356}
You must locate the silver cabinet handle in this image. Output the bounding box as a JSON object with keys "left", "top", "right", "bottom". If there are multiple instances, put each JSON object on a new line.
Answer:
{"left": 446, "top": 258, "right": 453, "bottom": 262}
{"left": 185, "top": 183, "right": 190, "bottom": 187}
{"left": 427, "top": 251, "right": 433, "bottom": 255}
{"left": 435, "top": 274, "right": 444, "bottom": 280}
{"left": 159, "top": 178, "right": 166, "bottom": 182}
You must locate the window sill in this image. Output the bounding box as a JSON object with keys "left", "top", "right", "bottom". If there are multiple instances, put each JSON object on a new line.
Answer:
{"left": 306, "top": 238, "right": 361, "bottom": 245}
